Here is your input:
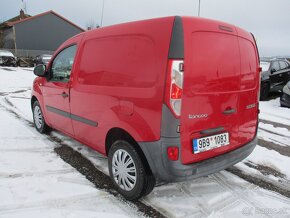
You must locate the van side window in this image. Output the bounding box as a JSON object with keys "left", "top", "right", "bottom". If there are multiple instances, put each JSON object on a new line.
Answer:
{"left": 50, "top": 45, "right": 77, "bottom": 82}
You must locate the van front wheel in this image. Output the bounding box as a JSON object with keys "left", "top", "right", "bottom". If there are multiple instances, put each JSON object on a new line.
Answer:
{"left": 33, "top": 101, "right": 50, "bottom": 133}
{"left": 108, "top": 140, "right": 155, "bottom": 200}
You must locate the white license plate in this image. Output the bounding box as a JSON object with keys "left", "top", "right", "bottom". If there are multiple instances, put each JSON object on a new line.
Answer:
{"left": 193, "top": 132, "right": 230, "bottom": 154}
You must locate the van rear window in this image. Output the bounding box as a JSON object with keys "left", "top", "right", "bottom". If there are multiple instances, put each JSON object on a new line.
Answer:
{"left": 78, "top": 36, "right": 157, "bottom": 88}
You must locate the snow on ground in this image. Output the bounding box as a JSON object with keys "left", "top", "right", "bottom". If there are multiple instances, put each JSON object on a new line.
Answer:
{"left": 0, "top": 68, "right": 139, "bottom": 218}
{"left": 0, "top": 67, "right": 290, "bottom": 218}
{"left": 259, "top": 99, "right": 290, "bottom": 126}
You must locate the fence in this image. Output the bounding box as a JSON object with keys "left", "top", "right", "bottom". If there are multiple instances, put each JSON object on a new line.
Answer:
{"left": 4, "top": 49, "right": 54, "bottom": 58}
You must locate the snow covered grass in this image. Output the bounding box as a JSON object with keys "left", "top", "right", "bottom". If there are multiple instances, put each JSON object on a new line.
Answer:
{"left": 0, "top": 66, "right": 290, "bottom": 217}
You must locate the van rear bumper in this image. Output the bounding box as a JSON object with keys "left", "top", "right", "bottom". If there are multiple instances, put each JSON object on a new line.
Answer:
{"left": 139, "top": 137, "right": 257, "bottom": 183}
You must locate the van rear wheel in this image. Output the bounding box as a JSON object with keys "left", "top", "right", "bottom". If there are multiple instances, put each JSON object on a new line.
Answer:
{"left": 108, "top": 140, "right": 155, "bottom": 200}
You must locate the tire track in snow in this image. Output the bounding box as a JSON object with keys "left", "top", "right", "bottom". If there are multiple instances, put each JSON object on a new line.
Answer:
{"left": 174, "top": 183, "right": 212, "bottom": 217}
{"left": 0, "top": 193, "right": 100, "bottom": 212}
{"left": 259, "top": 127, "right": 290, "bottom": 140}
{"left": 243, "top": 161, "right": 290, "bottom": 189}
{"left": 2, "top": 94, "right": 290, "bottom": 216}
{"left": 54, "top": 142, "right": 167, "bottom": 218}
{"left": 226, "top": 166, "right": 290, "bottom": 198}
{"left": 212, "top": 173, "right": 272, "bottom": 217}
{"left": 258, "top": 139, "right": 290, "bottom": 157}
{"left": 0, "top": 169, "right": 75, "bottom": 179}
{"left": 0, "top": 100, "right": 167, "bottom": 218}
{"left": 261, "top": 112, "right": 290, "bottom": 122}
{"left": 0, "top": 89, "right": 30, "bottom": 97}
{"left": 259, "top": 119, "right": 290, "bottom": 131}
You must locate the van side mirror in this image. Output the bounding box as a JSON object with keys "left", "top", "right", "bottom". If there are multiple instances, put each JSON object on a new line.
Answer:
{"left": 34, "top": 64, "right": 47, "bottom": 77}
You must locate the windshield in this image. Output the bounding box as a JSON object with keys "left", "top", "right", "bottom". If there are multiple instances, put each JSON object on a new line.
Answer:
{"left": 260, "top": 61, "right": 270, "bottom": 72}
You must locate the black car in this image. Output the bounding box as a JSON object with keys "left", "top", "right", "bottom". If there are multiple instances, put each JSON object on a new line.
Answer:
{"left": 280, "top": 81, "right": 290, "bottom": 107}
{"left": 0, "top": 50, "right": 17, "bottom": 67}
{"left": 260, "top": 59, "right": 290, "bottom": 100}
{"left": 34, "top": 54, "right": 52, "bottom": 66}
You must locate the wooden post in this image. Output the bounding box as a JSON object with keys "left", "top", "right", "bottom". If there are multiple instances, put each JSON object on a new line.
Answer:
{"left": 12, "top": 26, "right": 17, "bottom": 56}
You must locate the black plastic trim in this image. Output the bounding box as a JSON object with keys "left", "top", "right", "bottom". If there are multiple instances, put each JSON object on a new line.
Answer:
{"left": 200, "top": 126, "right": 224, "bottom": 135}
{"left": 46, "top": 105, "right": 98, "bottom": 127}
{"left": 139, "top": 137, "right": 257, "bottom": 183}
{"left": 168, "top": 16, "right": 184, "bottom": 59}
{"left": 161, "top": 104, "right": 180, "bottom": 137}
{"left": 46, "top": 105, "right": 70, "bottom": 118}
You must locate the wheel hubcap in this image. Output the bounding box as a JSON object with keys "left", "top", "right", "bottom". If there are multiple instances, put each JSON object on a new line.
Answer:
{"left": 112, "top": 149, "right": 137, "bottom": 191}
{"left": 34, "top": 105, "right": 43, "bottom": 129}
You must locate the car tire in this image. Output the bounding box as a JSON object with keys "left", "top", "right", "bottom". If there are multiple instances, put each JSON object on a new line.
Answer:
{"left": 108, "top": 140, "right": 155, "bottom": 200}
{"left": 260, "top": 82, "right": 270, "bottom": 101}
{"left": 33, "top": 101, "right": 50, "bottom": 133}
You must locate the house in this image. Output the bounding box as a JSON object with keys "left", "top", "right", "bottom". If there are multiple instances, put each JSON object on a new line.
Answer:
{"left": 0, "top": 10, "right": 84, "bottom": 56}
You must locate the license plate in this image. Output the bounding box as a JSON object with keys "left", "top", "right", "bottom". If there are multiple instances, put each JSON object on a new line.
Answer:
{"left": 193, "top": 132, "right": 230, "bottom": 154}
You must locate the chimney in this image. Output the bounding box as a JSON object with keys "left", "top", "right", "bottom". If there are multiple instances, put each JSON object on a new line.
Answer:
{"left": 20, "top": 9, "right": 25, "bottom": 19}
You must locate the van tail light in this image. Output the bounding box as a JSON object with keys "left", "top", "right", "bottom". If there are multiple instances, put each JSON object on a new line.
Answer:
{"left": 167, "top": 146, "right": 179, "bottom": 161}
{"left": 167, "top": 60, "right": 184, "bottom": 117}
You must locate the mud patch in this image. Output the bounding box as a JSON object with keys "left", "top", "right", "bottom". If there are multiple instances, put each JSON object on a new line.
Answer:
{"left": 54, "top": 144, "right": 166, "bottom": 218}
{"left": 245, "top": 161, "right": 286, "bottom": 178}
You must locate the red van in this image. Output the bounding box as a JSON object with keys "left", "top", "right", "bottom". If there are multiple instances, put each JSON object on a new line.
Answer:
{"left": 32, "top": 16, "right": 260, "bottom": 200}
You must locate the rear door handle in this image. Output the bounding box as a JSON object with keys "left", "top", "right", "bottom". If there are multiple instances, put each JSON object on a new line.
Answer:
{"left": 200, "top": 126, "right": 224, "bottom": 135}
{"left": 60, "top": 92, "right": 69, "bottom": 98}
{"left": 223, "top": 108, "right": 236, "bottom": 115}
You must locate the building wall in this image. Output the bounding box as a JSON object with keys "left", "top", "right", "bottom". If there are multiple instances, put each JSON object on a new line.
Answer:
{"left": 14, "top": 13, "right": 83, "bottom": 51}
{"left": 2, "top": 28, "right": 15, "bottom": 49}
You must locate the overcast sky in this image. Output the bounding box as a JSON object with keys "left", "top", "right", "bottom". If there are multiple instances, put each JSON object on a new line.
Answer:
{"left": 1, "top": 0, "right": 289, "bottom": 57}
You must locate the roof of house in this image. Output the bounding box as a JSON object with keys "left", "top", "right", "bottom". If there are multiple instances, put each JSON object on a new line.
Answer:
{"left": 1, "top": 10, "right": 85, "bottom": 32}
{"left": 5, "top": 14, "right": 31, "bottom": 23}
{"left": 0, "top": 13, "right": 31, "bottom": 29}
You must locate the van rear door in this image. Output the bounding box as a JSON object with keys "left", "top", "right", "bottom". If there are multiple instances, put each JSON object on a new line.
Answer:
{"left": 180, "top": 17, "right": 259, "bottom": 164}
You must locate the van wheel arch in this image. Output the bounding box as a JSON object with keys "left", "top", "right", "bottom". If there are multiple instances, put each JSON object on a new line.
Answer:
{"left": 105, "top": 128, "right": 149, "bottom": 167}
{"left": 31, "top": 96, "right": 38, "bottom": 110}
{"left": 106, "top": 128, "right": 155, "bottom": 199}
